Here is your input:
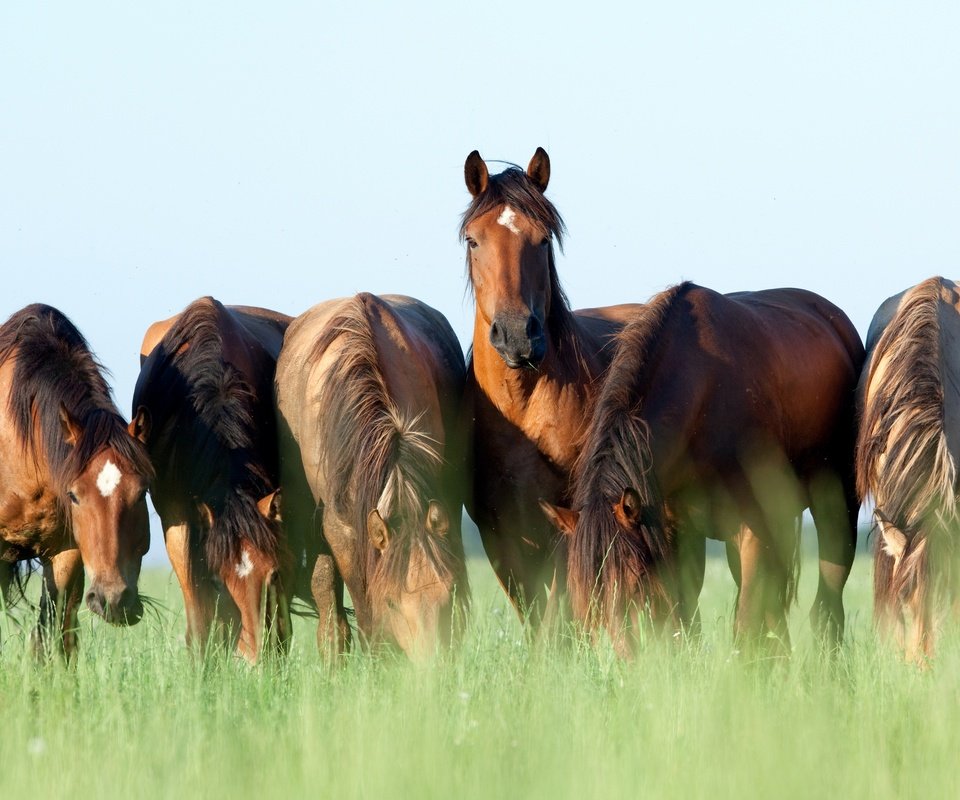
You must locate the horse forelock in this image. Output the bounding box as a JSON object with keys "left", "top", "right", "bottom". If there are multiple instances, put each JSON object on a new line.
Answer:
{"left": 312, "top": 298, "right": 461, "bottom": 604}
{"left": 859, "top": 277, "right": 960, "bottom": 616}
{"left": 0, "top": 304, "right": 152, "bottom": 499}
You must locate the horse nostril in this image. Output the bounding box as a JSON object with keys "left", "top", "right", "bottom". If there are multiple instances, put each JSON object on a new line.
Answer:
{"left": 489, "top": 320, "right": 504, "bottom": 348}
{"left": 526, "top": 314, "right": 543, "bottom": 340}
{"left": 86, "top": 590, "right": 105, "bottom": 617}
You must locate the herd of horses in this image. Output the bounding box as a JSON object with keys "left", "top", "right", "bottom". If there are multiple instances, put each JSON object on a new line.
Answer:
{"left": 0, "top": 148, "right": 956, "bottom": 666}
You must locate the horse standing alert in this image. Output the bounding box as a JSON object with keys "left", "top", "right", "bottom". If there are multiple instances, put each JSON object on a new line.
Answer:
{"left": 461, "top": 147, "right": 643, "bottom": 625}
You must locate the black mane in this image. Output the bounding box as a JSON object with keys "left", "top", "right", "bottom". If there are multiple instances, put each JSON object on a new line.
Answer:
{"left": 134, "top": 297, "right": 282, "bottom": 571}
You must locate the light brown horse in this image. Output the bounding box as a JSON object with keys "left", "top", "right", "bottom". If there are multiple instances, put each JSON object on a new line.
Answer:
{"left": 857, "top": 276, "right": 960, "bottom": 664}
{"left": 461, "top": 147, "right": 643, "bottom": 624}
{"left": 276, "top": 293, "right": 468, "bottom": 662}
{"left": 0, "top": 304, "right": 153, "bottom": 655}
{"left": 542, "top": 282, "right": 864, "bottom": 657}
{"left": 132, "top": 297, "right": 291, "bottom": 662}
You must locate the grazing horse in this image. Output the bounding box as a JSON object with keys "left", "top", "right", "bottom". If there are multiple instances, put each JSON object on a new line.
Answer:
{"left": 857, "top": 276, "right": 960, "bottom": 664}
{"left": 0, "top": 304, "right": 152, "bottom": 655}
{"left": 275, "top": 293, "right": 468, "bottom": 662}
{"left": 541, "top": 282, "right": 864, "bottom": 657}
{"left": 461, "top": 147, "right": 643, "bottom": 623}
{"left": 132, "top": 297, "right": 291, "bottom": 662}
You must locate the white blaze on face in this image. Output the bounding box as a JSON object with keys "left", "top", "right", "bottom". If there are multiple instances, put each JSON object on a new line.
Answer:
{"left": 236, "top": 549, "right": 254, "bottom": 579}
{"left": 497, "top": 205, "right": 521, "bottom": 234}
{"left": 96, "top": 460, "right": 123, "bottom": 497}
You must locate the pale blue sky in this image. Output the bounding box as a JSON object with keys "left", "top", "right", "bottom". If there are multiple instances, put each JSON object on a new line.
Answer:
{"left": 2, "top": 3, "right": 959, "bottom": 560}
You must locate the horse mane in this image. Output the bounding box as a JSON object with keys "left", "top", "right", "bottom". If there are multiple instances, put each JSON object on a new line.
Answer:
{"left": 856, "top": 277, "right": 960, "bottom": 618}
{"left": 141, "top": 297, "right": 282, "bottom": 572}
{"left": 459, "top": 166, "right": 586, "bottom": 373}
{"left": 0, "top": 304, "right": 153, "bottom": 511}
{"left": 568, "top": 283, "right": 695, "bottom": 623}
{"left": 311, "top": 294, "right": 466, "bottom": 606}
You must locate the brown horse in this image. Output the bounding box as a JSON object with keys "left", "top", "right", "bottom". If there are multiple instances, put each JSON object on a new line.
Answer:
{"left": 275, "top": 293, "right": 468, "bottom": 662}
{"left": 857, "top": 276, "right": 960, "bottom": 664}
{"left": 541, "top": 282, "right": 864, "bottom": 657}
{"left": 132, "top": 297, "right": 291, "bottom": 662}
{"left": 0, "top": 304, "right": 152, "bottom": 655}
{"left": 461, "top": 147, "right": 643, "bottom": 624}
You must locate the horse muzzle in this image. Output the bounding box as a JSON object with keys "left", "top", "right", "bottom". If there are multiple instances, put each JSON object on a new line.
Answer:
{"left": 489, "top": 312, "right": 546, "bottom": 369}
{"left": 86, "top": 584, "right": 144, "bottom": 625}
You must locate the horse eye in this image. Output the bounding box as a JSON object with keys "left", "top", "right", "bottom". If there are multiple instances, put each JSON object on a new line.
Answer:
{"left": 467, "top": 238, "right": 478, "bottom": 249}
{"left": 67, "top": 491, "right": 80, "bottom": 506}
{"left": 539, "top": 237, "right": 550, "bottom": 248}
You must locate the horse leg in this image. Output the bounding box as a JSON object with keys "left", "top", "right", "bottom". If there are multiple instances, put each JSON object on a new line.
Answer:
{"left": 731, "top": 525, "right": 791, "bottom": 660}
{"left": 164, "top": 522, "right": 216, "bottom": 652}
{"left": 312, "top": 552, "right": 350, "bottom": 659}
{"left": 675, "top": 532, "right": 706, "bottom": 638}
{"left": 34, "top": 548, "right": 84, "bottom": 659}
{"left": 808, "top": 470, "right": 858, "bottom": 649}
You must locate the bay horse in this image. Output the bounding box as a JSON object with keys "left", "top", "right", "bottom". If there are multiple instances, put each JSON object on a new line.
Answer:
{"left": 857, "top": 276, "right": 960, "bottom": 664}
{"left": 275, "top": 293, "right": 468, "bottom": 662}
{"left": 541, "top": 282, "right": 864, "bottom": 657}
{"left": 461, "top": 147, "right": 643, "bottom": 624}
{"left": 132, "top": 297, "right": 291, "bottom": 662}
{"left": 0, "top": 304, "right": 152, "bottom": 655}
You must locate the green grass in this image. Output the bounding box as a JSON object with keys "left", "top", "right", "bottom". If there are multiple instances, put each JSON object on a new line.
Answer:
{"left": 1, "top": 543, "right": 957, "bottom": 800}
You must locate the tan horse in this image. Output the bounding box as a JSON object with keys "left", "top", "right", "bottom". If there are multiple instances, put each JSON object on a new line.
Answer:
{"left": 276, "top": 293, "right": 468, "bottom": 662}
{"left": 132, "top": 297, "right": 291, "bottom": 662}
{"left": 857, "top": 276, "right": 960, "bottom": 664}
{"left": 461, "top": 147, "right": 643, "bottom": 624}
{"left": 542, "top": 283, "right": 864, "bottom": 657}
{"left": 0, "top": 304, "right": 152, "bottom": 655}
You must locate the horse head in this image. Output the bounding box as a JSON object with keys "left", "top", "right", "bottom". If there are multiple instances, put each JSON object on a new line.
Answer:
{"left": 195, "top": 488, "right": 290, "bottom": 662}
{"left": 462, "top": 147, "right": 564, "bottom": 370}
{"left": 365, "top": 499, "right": 464, "bottom": 663}
{"left": 63, "top": 409, "right": 151, "bottom": 625}
{"left": 541, "top": 487, "right": 672, "bottom": 658}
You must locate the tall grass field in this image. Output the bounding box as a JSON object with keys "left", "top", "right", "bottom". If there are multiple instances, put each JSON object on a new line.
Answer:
{"left": 1, "top": 530, "right": 956, "bottom": 800}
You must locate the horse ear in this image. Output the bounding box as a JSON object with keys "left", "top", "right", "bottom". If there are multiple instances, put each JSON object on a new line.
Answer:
{"left": 257, "top": 488, "right": 282, "bottom": 522}
{"left": 128, "top": 405, "right": 151, "bottom": 444}
{"left": 526, "top": 147, "right": 550, "bottom": 192}
{"left": 464, "top": 150, "right": 488, "bottom": 197}
{"left": 195, "top": 500, "right": 215, "bottom": 533}
{"left": 879, "top": 521, "right": 907, "bottom": 560}
{"left": 538, "top": 498, "right": 579, "bottom": 536}
{"left": 367, "top": 509, "right": 390, "bottom": 552}
{"left": 425, "top": 500, "right": 450, "bottom": 536}
{"left": 59, "top": 405, "right": 82, "bottom": 447}
{"left": 614, "top": 487, "right": 643, "bottom": 529}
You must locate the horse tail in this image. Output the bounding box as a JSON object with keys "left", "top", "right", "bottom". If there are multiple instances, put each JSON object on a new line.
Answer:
{"left": 857, "top": 277, "right": 960, "bottom": 619}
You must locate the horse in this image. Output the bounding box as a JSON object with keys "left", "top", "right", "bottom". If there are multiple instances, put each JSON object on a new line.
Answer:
{"left": 0, "top": 304, "right": 152, "bottom": 656}
{"left": 461, "top": 147, "right": 644, "bottom": 625}
{"left": 540, "top": 282, "right": 864, "bottom": 658}
{"left": 275, "top": 293, "right": 468, "bottom": 662}
{"left": 856, "top": 276, "right": 960, "bottom": 664}
{"left": 131, "top": 297, "right": 291, "bottom": 662}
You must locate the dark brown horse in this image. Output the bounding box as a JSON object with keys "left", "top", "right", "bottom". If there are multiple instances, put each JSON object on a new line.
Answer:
{"left": 461, "top": 148, "right": 643, "bottom": 624}
{"left": 541, "top": 282, "right": 864, "bottom": 657}
{"left": 857, "top": 276, "right": 960, "bottom": 664}
{"left": 276, "top": 293, "right": 468, "bottom": 662}
{"left": 0, "top": 304, "right": 152, "bottom": 655}
{"left": 132, "top": 297, "right": 291, "bottom": 662}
